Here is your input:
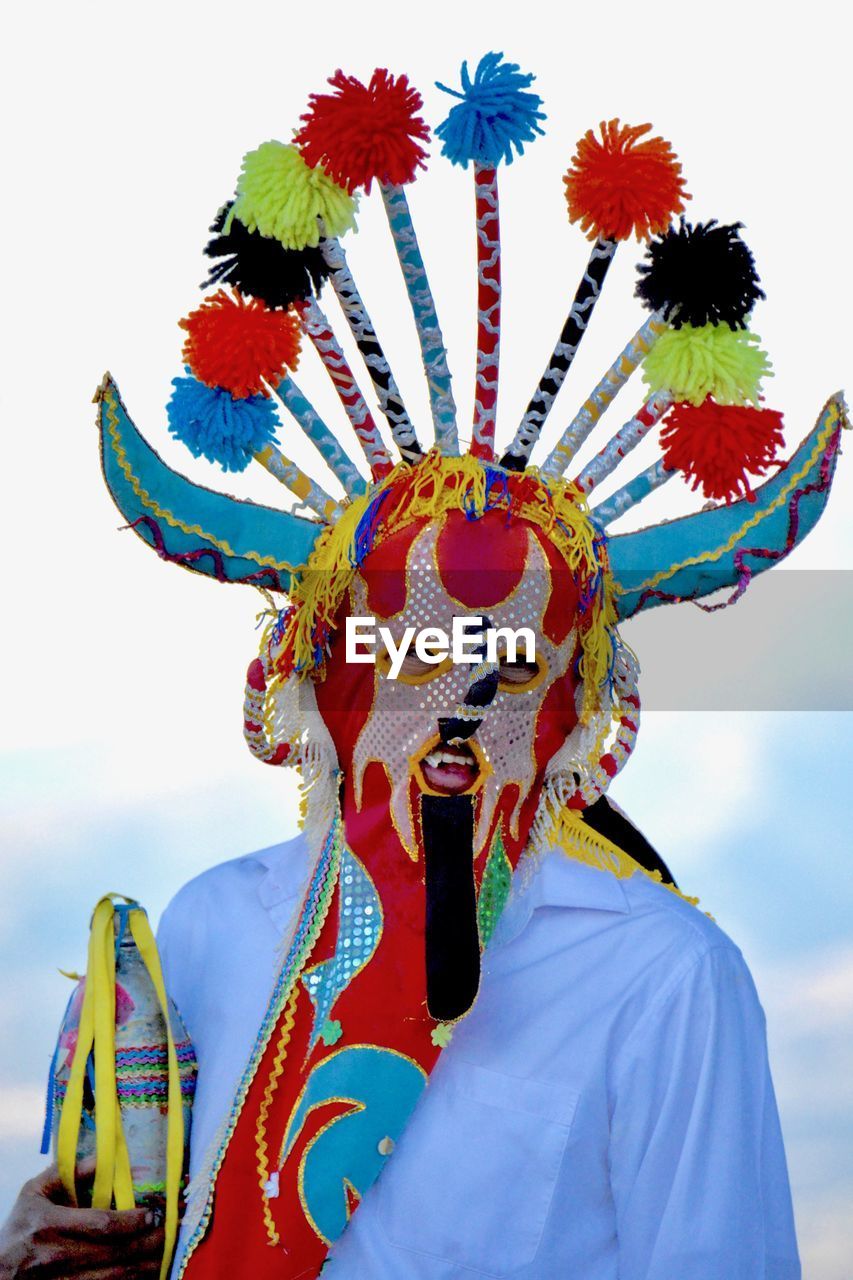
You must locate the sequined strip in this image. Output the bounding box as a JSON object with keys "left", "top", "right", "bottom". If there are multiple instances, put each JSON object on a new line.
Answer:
{"left": 252, "top": 446, "right": 340, "bottom": 523}
{"left": 575, "top": 392, "right": 672, "bottom": 493}
{"left": 320, "top": 237, "right": 422, "bottom": 463}
{"left": 175, "top": 811, "right": 343, "bottom": 1277}
{"left": 274, "top": 371, "right": 369, "bottom": 493}
{"left": 502, "top": 238, "right": 617, "bottom": 468}
{"left": 381, "top": 182, "right": 458, "bottom": 453}
{"left": 292, "top": 298, "right": 394, "bottom": 481}
{"left": 591, "top": 458, "right": 674, "bottom": 526}
{"left": 470, "top": 166, "right": 500, "bottom": 462}
{"left": 540, "top": 312, "right": 667, "bottom": 479}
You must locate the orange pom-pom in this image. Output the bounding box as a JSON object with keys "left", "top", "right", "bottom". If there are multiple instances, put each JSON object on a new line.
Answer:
{"left": 179, "top": 290, "right": 301, "bottom": 399}
{"left": 564, "top": 119, "right": 689, "bottom": 243}
{"left": 660, "top": 399, "right": 785, "bottom": 503}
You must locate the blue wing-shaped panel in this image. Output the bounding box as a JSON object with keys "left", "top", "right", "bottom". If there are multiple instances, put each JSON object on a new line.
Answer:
{"left": 97, "top": 375, "right": 321, "bottom": 591}
{"left": 608, "top": 394, "right": 847, "bottom": 619}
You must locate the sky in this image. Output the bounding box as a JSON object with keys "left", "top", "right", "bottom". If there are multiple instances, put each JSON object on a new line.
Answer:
{"left": 1, "top": 1, "right": 852, "bottom": 1275}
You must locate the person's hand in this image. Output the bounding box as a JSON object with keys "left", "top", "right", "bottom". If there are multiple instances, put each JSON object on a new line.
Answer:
{"left": 0, "top": 1162, "right": 165, "bottom": 1278}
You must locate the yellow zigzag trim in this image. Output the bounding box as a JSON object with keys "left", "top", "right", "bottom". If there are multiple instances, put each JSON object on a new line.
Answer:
{"left": 101, "top": 382, "right": 300, "bottom": 575}
{"left": 255, "top": 985, "right": 300, "bottom": 1248}
{"left": 540, "top": 797, "right": 707, "bottom": 914}
{"left": 618, "top": 402, "right": 842, "bottom": 597}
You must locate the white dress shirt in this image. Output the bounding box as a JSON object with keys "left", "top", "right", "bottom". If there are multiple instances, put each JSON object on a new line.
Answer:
{"left": 158, "top": 833, "right": 800, "bottom": 1279}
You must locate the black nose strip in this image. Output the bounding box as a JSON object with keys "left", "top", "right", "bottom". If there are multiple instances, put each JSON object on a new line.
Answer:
{"left": 438, "top": 615, "right": 500, "bottom": 745}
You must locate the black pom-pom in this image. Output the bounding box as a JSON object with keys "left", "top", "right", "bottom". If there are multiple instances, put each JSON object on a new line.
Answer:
{"left": 203, "top": 202, "right": 331, "bottom": 309}
{"left": 635, "top": 219, "right": 765, "bottom": 329}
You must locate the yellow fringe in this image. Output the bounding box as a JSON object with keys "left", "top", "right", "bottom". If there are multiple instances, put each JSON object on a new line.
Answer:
{"left": 255, "top": 986, "right": 299, "bottom": 1247}
{"left": 538, "top": 796, "right": 706, "bottom": 914}
{"left": 277, "top": 452, "right": 616, "bottom": 721}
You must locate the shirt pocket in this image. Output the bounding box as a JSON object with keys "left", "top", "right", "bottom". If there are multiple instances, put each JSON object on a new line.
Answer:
{"left": 377, "top": 1060, "right": 579, "bottom": 1276}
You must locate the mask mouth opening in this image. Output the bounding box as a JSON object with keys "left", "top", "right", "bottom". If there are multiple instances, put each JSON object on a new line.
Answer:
{"left": 415, "top": 737, "right": 487, "bottom": 797}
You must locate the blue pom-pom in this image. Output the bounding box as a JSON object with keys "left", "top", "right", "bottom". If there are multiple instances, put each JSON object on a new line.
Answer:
{"left": 167, "top": 374, "right": 279, "bottom": 472}
{"left": 435, "top": 52, "right": 545, "bottom": 168}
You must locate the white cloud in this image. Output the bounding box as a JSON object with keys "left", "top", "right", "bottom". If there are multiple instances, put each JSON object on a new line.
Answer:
{"left": 796, "top": 1191, "right": 853, "bottom": 1280}
{"left": 0, "top": 1087, "right": 45, "bottom": 1142}
{"left": 611, "top": 712, "right": 771, "bottom": 865}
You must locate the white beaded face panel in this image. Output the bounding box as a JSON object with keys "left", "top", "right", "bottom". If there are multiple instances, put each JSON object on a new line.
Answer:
{"left": 347, "top": 520, "right": 578, "bottom": 856}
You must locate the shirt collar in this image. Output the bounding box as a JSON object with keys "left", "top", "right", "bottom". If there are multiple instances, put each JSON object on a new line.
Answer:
{"left": 491, "top": 847, "right": 630, "bottom": 947}
{"left": 251, "top": 835, "right": 631, "bottom": 939}
{"left": 253, "top": 835, "right": 312, "bottom": 933}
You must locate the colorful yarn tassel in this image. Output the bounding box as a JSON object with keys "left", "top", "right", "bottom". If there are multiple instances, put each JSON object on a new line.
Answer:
{"left": 204, "top": 204, "right": 331, "bottom": 312}
{"left": 436, "top": 53, "right": 544, "bottom": 460}
{"left": 636, "top": 219, "right": 764, "bottom": 330}
{"left": 503, "top": 120, "right": 687, "bottom": 469}
{"left": 660, "top": 400, "right": 785, "bottom": 502}
{"left": 167, "top": 376, "right": 279, "bottom": 473}
{"left": 167, "top": 373, "right": 339, "bottom": 520}
{"left": 232, "top": 143, "right": 357, "bottom": 249}
{"left": 642, "top": 323, "right": 771, "bottom": 407}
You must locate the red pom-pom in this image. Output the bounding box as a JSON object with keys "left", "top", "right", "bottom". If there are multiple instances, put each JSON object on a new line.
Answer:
{"left": 296, "top": 68, "right": 429, "bottom": 194}
{"left": 660, "top": 400, "right": 785, "bottom": 503}
{"left": 564, "top": 119, "right": 688, "bottom": 242}
{"left": 180, "top": 290, "right": 301, "bottom": 399}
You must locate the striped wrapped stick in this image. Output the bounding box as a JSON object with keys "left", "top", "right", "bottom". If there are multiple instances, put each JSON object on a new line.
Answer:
{"left": 272, "top": 374, "right": 369, "bottom": 495}
{"left": 252, "top": 445, "right": 341, "bottom": 523}
{"left": 501, "top": 238, "right": 617, "bottom": 468}
{"left": 471, "top": 166, "right": 501, "bottom": 461}
{"left": 591, "top": 458, "right": 673, "bottom": 527}
{"left": 292, "top": 296, "right": 394, "bottom": 481}
{"left": 320, "top": 236, "right": 423, "bottom": 463}
{"left": 540, "top": 311, "right": 667, "bottom": 479}
{"left": 574, "top": 392, "right": 673, "bottom": 494}
{"left": 381, "top": 182, "right": 459, "bottom": 453}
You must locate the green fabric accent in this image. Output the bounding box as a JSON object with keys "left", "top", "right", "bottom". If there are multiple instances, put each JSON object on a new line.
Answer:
{"left": 430, "top": 1023, "right": 454, "bottom": 1048}
{"left": 321, "top": 1019, "right": 343, "bottom": 1046}
{"left": 477, "top": 829, "right": 513, "bottom": 947}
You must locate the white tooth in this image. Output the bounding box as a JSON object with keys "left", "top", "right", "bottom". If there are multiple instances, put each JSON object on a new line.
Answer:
{"left": 425, "top": 752, "right": 442, "bottom": 767}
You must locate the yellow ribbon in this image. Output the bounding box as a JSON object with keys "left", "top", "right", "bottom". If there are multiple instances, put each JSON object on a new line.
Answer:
{"left": 56, "top": 894, "right": 185, "bottom": 1280}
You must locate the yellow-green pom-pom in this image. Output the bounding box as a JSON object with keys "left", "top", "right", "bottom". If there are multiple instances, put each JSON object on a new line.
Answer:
{"left": 232, "top": 141, "right": 358, "bottom": 250}
{"left": 643, "top": 323, "right": 771, "bottom": 406}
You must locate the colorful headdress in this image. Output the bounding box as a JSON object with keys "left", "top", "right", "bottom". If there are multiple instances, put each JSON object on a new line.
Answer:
{"left": 94, "top": 54, "right": 847, "bottom": 1280}
{"left": 98, "top": 58, "right": 845, "bottom": 636}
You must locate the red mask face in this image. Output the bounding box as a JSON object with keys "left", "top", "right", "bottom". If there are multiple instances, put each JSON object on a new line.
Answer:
{"left": 314, "top": 508, "right": 583, "bottom": 857}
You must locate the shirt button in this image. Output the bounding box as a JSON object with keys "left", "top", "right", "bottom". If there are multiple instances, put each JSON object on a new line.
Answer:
{"left": 377, "top": 1136, "right": 395, "bottom": 1156}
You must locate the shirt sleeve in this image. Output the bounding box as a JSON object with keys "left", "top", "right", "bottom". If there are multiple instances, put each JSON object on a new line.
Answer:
{"left": 156, "top": 885, "right": 206, "bottom": 1042}
{"left": 609, "top": 942, "right": 801, "bottom": 1280}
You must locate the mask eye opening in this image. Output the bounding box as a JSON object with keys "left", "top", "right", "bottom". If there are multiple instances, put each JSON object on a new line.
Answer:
{"left": 497, "top": 651, "right": 547, "bottom": 694}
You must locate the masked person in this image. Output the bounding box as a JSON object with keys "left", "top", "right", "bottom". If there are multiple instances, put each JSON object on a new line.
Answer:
{"left": 3, "top": 55, "right": 846, "bottom": 1280}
